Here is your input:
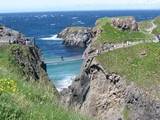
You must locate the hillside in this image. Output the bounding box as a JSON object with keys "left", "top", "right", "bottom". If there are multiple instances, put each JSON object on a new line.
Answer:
{"left": 97, "top": 43, "right": 160, "bottom": 97}
{"left": 94, "top": 17, "right": 154, "bottom": 47}
{"left": 61, "top": 16, "right": 160, "bottom": 120}
{"left": 0, "top": 27, "right": 89, "bottom": 120}
{"left": 152, "top": 17, "right": 160, "bottom": 35}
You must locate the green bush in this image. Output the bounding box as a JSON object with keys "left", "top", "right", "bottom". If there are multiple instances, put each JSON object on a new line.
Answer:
{"left": 0, "top": 78, "right": 16, "bottom": 93}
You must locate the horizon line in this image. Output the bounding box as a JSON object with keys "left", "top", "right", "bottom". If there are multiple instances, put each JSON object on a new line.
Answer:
{"left": 0, "top": 9, "right": 160, "bottom": 14}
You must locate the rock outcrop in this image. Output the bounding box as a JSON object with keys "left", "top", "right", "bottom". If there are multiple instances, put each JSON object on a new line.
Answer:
{"left": 9, "top": 45, "right": 49, "bottom": 83}
{"left": 112, "top": 17, "right": 139, "bottom": 31}
{"left": 0, "top": 26, "right": 50, "bottom": 83}
{"left": 61, "top": 57, "right": 160, "bottom": 120}
{"left": 0, "top": 25, "right": 26, "bottom": 44}
{"left": 58, "top": 27, "right": 94, "bottom": 48}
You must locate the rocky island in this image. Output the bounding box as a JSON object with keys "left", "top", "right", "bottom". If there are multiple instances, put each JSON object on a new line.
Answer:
{"left": 58, "top": 27, "right": 94, "bottom": 48}
{"left": 61, "top": 16, "right": 160, "bottom": 120}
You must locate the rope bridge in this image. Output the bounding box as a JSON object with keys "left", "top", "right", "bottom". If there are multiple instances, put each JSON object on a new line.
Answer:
{"left": 44, "top": 55, "right": 83, "bottom": 64}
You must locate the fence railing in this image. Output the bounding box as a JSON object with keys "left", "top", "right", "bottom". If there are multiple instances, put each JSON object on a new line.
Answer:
{"left": 8, "top": 36, "right": 36, "bottom": 46}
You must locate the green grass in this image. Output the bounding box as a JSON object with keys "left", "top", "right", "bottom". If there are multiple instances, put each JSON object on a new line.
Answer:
{"left": 0, "top": 45, "right": 89, "bottom": 120}
{"left": 152, "top": 17, "right": 160, "bottom": 35}
{"left": 123, "top": 106, "right": 130, "bottom": 120}
{"left": 94, "top": 17, "right": 153, "bottom": 47}
{"left": 0, "top": 46, "right": 9, "bottom": 66}
{"left": 96, "top": 43, "right": 160, "bottom": 91}
{"left": 139, "top": 20, "right": 153, "bottom": 32}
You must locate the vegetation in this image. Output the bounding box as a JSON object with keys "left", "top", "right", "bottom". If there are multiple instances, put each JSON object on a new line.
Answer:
{"left": 139, "top": 20, "right": 153, "bottom": 32}
{"left": 152, "top": 17, "right": 160, "bottom": 35}
{"left": 123, "top": 106, "right": 130, "bottom": 120}
{"left": 0, "top": 45, "right": 89, "bottom": 120}
{"left": 96, "top": 43, "right": 160, "bottom": 92}
{"left": 94, "top": 17, "right": 153, "bottom": 47}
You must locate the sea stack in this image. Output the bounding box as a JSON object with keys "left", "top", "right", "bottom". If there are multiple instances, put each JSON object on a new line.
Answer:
{"left": 58, "top": 27, "right": 94, "bottom": 48}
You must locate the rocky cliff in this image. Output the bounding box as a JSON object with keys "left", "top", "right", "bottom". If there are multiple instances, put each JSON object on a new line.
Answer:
{"left": 0, "top": 25, "right": 51, "bottom": 83}
{"left": 9, "top": 45, "right": 49, "bottom": 83}
{"left": 61, "top": 58, "right": 160, "bottom": 120}
{"left": 58, "top": 27, "right": 94, "bottom": 48}
{"left": 61, "top": 17, "right": 160, "bottom": 120}
{"left": 0, "top": 25, "right": 25, "bottom": 44}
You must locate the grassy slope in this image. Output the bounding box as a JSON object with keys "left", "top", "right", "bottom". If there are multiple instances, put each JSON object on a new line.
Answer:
{"left": 97, "top": 43, "right": 160, "bottom": 94}
{"left": 95, "top": 17, "right": 160, "bottom": 119}
{"left": 94, "top": 17, "right": 153, "bottom": 46}
{"left": 152, "top": 17, "right": 160, "bottom": 35}
{"left": 95, "top": 17, "right": 160, "bottom": 90}
{"left": 0, "top": 45, "right": 89, "bottom": 120}
{"left": 139, "top": 20, "right": 153, "bottom": 32}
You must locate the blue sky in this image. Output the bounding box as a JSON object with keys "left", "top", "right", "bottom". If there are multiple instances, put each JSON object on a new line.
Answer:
{"left": 0, "top": 0, "right": 160, "bottom": 13}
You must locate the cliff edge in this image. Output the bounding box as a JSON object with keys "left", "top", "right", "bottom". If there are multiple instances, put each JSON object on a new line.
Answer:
{"left": 61, "top": 17, "right": 160, "bottom": 120}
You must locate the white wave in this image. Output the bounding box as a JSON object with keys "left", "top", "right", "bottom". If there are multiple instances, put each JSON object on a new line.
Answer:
{"left": 41, "top": 15, "right": 48, "bottom": 18}
{"left": 77, "top": 20, "right": 85, "bottom": 24}
{"left": 50, "top": 23, "right": 56, "bottom": 26}
{"left": 40, "top": 34, "right": 63, "bottom": 40}
{"left": 56, "top": 75, "right": 76, "bottom": 91}
{"left": 72, "top": 17, "right": 79, "bottom": 19}
{"left": 34, "top": 15, "right": 39, "bottom": 18}
{"left": 51, "top": 15, "right": 55, "bottom": 18}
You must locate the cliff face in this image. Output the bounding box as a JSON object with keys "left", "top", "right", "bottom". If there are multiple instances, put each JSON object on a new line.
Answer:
{"left": 0, "top": 25, "right": 25, "bottom": 44}
{"left": 9, "top": 45, "right": 49, "bottom": 82}
{"left": 61, "top": 58, "right": 160, "bottom": 120}
{"left": 0, "top": 26, "right": 50, "bottom": 83}
{"left": 61, "top": 17, "right": 160, "bottom": 120}
{"left": 58, "top": 27, "right": 94, "bottom": 48}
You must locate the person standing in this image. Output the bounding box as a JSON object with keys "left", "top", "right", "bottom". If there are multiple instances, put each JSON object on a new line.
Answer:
{"left": 61, "top": 56, "right": 64, "bottom": 61}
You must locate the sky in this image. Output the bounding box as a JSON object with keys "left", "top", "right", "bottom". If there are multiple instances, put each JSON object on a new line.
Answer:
{"left": 0, "top": 0, "right": 160, "bottom": 13}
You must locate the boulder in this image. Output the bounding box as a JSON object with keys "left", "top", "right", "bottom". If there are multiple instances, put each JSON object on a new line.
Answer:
{"left": 112, "top": 17, "right": 139, "bottom": 31}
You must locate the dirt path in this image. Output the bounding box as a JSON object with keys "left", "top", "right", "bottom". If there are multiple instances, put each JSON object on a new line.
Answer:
{"left": 147, "top": 20, "right": 157, "bottom": 33}
{"left": 87, "top": 40, "right": 155, "bottom": 59}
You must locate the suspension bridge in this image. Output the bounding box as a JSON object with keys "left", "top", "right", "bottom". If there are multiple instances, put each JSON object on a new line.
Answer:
{"left": 43, "top": 55, "right": 83, "bottom": 65}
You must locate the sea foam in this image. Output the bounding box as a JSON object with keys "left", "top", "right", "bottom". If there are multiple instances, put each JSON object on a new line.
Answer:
{"left": 56, "top": 75, "right": 76, "bottom": 91}
{"left": 40, "top": 34, "right": 63, "bottom": 40}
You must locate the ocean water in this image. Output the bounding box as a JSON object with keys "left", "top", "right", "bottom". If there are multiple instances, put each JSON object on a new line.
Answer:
{"left": 0, "top": 10, "right": 160, "bottom": 90}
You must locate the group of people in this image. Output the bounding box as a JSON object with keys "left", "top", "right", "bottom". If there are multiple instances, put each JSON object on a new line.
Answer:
{"left": 9, "top": 38, "right": 32, "bottom": 46}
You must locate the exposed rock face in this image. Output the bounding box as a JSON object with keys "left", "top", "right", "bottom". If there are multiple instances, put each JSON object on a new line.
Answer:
{"left": 0, "top": 25, "right": 25, "bottom": 44}
{"left": 9, "top": 45, "right": 49, "bottom": 82}
{"left": 0, "top": 25, "right": 50, "bottom": 83}
{"left": 61, "top": 17, "right": 160, "bottom": 120}
{"left": 61, "top": 57, "right": 160, "bottom": 120}
{"left": 58, "top": 27, "right": 94, "bottom": 48}
{"left": 112, "top": 17, "right": 139, "bottom": 31}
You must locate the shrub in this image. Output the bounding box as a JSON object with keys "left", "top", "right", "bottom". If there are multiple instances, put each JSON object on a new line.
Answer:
{"left": 0, "top": 78, "right": 16, "bottom": 94}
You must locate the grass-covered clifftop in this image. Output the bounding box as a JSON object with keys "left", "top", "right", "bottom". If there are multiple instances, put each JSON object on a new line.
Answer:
{"left": 55, "top": 16, "right": 160, "bottom": 120}
{"left": 95, "top": 17, "right": 160, "bottom": 98}
{"left": 94, "top": 17, "right": 154, "bottom": 46}
{"left": 97, "top": 43, "right": 160, "bottom": 95}
{"left": 0, "top": 45, "right": 89, "bottom": 120}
